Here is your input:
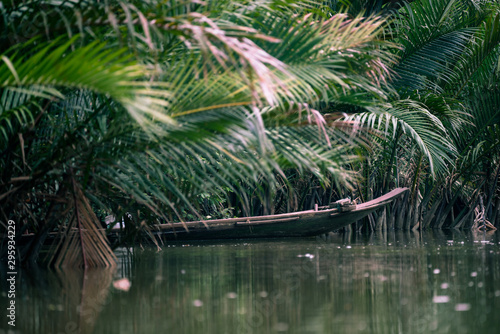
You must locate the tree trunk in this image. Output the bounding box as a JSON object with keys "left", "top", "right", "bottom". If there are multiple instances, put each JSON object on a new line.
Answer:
{"left": 375, "top": 207, "right": 386, "bottom": 231}
{"left": 490, "top": 198, "right": 499, "bottom": 227}
{"left": 387, "top": 203, "right": 396, "bottom": 230}
{"left": 435, "top": 192, "right": 460, "bottom": 229}
{"left": 453, "top": 209, "right": 473, "bottom": 230}
{"left": 495, "top": 202, "right": 500, "bottom": 228}
{"left": 411, "top": 195, "right": 420, "bottom": 230}
{"left": 395, "top": 193, "right": 409, "bottom": 230}
{"left": 421, "top": 199, "right": 440, "bottom": 230}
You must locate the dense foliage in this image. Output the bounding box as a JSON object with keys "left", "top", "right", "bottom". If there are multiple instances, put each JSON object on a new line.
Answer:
{"left": 1, "top": 0, "right": 499, "bottom": 267}
{"left": 0, "top": 0, "right": 394, "bottom": 266}
{"left": 350, "top": 0, "right": 500, "bottom": 231}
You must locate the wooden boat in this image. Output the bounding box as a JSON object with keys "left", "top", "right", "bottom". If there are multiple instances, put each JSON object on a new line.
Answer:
{"left": 147, "top": 188, "right": 408, "bottom": 240}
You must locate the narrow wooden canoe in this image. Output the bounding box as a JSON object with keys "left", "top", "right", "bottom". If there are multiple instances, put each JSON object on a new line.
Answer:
{"left": 150, "top": 188, "right": 408, "bottom": 240}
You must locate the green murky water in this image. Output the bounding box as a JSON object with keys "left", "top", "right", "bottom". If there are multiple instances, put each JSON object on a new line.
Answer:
{"left": 3, "top": 230, "right": 500, "bottom": 334}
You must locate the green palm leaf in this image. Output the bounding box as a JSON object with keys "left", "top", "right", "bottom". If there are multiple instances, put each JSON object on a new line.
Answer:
{"left": 346, "top": 100, "right": 457, "bottom": 176}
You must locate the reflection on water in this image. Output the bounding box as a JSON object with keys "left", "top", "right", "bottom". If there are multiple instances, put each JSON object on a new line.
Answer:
{"left": 3, "top": 230, "right": 500, "bottom": 334}
{"left": 1, "top": 265, "right": 114, "bottom": 334}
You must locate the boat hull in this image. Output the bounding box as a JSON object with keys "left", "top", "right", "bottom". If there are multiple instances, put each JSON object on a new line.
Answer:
{"left": 146, "top": 188, "right": 409, "bottom": 241}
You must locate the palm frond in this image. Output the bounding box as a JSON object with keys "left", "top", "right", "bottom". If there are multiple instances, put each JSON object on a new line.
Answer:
{"left": 390, "top": 0, "right": 489, "bottom": 91}
{"left": 1, "top": 1, "right": 403, "bottom": 265}
{"left": 50, "top": 178, "right": 116, "bottom": 268}
{"left": 347, "top": 99, "right": 457, "bottom": 176}
{"left": 446, "top": 12, "right": 500, "bottom": 96}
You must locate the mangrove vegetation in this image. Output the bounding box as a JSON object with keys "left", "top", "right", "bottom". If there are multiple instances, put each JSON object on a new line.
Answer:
{"left": 1, "top": 0, "right": 500, "bottom": 267}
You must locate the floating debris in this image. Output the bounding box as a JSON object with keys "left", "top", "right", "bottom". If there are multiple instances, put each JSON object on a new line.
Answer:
{"left": 432, "top": 295, "right": 450, "bottom": 303}
{"left": 113, "top": 278, "right": 131, "bottom": 292}
{"left": 297, "top": 253, "right": 315, "bottom": 259}
{"left": 226, "top": 292, "right": 237, "bottom": 299}
{"left": 455, "top": 303, "right": 471, "bottom": 311}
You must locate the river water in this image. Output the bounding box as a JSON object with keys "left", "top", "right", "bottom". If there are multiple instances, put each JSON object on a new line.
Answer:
{"left": 4, "top": 230, "right": 500, "bottom": 334}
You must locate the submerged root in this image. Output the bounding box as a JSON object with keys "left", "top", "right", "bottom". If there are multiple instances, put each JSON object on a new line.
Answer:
{"left": 472, "top": 206, "right": 497, "bottom": 231}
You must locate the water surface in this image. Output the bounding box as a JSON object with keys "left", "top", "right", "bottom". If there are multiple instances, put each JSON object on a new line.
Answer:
{"left": 3, "top": 230, "right": 500, "bottom": 334}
